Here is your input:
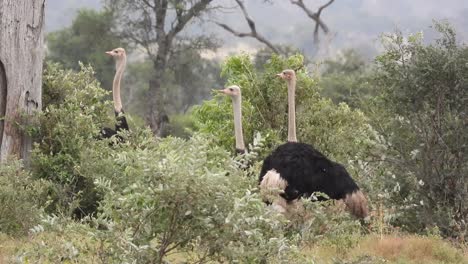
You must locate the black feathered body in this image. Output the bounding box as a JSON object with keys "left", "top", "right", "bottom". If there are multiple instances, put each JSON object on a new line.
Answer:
{"left": 259, "top": 142, "right": 360, "bottom": 202}
{"left": 99, "top": 110, "right": 129, "bottom": 140}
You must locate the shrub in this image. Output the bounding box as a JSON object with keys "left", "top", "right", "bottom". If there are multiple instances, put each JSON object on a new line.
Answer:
{"left": 92, "top": 133, "right": 300, "bottom": 262}
{"left": 15, "top": 132, "right": 310, "bottom": 263}
{"left": 79, "top": 114, "right": 372, "bottom": 262}
{"left": 368, "top": 22, "right": 468, "bottom": 239}
{"left": 30, "top": 62, "right": 113, "bottom": 217}
{"left": 0, "top": 160, "right": 50, "bottom": 236}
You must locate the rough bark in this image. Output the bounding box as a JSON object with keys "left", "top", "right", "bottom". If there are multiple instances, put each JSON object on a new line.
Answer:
{"left": 0, "top": 0, "right": 45, "bottom": 162}
{"left": 146, "top": 39, "right": 170, "bottom": 136}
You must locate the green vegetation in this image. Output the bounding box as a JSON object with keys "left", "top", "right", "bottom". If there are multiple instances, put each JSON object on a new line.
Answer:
{"left": 319, "top": 49, "right": 374, "bottom": 107}
{"left": 32, "top": 62, "right": 113, "bottom": 217}
{"left": 368, "top": 22, "right": 468, "bottom": 239}
{"left": 0, "top": 21, "right": 467, "bottom": 263}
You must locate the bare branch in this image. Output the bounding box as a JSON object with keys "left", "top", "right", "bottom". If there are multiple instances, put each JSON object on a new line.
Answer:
{"left": 216, "top": 0, "right": 280, "bottom": 54}
{"left": 167, "top": 0, "right": 214, "bottom": 42}
{"left": 141, "top": 0, "right": 155, "bottom": 9}
{"left": 291, "top": 0, "right": 334, "bottom": 43}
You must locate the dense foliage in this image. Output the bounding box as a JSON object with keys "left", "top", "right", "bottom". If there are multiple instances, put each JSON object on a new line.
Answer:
{"left": 31, "top": 62, "right": 113, "bottom": 217}
{"left": 319, "top": 49, "right": 374, "bottom": 107}
{"left": 0, "top": 161, "right": 50, "bottom": 236}
{"left": 368, "top": 23, "right": 468, "bottom": 239}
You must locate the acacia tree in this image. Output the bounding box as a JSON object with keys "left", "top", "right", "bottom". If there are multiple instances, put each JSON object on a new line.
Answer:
{"left": 0, "top": 0, "right": 45, "bottom": 162}
{"left": 105, "top": 0, "right": 215, "bottom": 136}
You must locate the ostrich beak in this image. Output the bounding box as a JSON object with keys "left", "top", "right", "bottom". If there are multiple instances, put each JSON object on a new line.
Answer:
{"left": 218, "top": 88, "right": 227, "bottom": 94}
{"left": 276, "top": 73, "right": 283, "bottom": 78}
{"left": 105, "top": 51, "right": 113, "bottom": 56}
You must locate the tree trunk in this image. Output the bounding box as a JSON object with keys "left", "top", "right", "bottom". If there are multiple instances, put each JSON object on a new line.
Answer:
{"left": 0, "top": 0, "right": 45, "bottom": 162}
{"left": 146, "top": 51, "right": 169, "bottom": 137}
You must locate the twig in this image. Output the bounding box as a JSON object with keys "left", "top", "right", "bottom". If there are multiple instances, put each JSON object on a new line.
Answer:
{"left": 290, "top": 0, "right": 334, "bottom": 43}
{"left": 216, "top": 0, "right": 280, "bottom": 54}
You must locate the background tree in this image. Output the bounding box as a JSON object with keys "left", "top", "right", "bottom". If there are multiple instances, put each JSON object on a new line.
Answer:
{"left": 0, "top": 0, "right": 45, "bottom": 162}
{"left": 319, "top": 49, "right": 374, "bottom": 107}
{"left": 47, "top": 9, "right": 124, "bottom": 91}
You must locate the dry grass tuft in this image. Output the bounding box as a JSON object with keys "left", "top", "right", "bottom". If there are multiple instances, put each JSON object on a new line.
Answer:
{"left": 302, "top": 234, "right": 468, "bottom": 264}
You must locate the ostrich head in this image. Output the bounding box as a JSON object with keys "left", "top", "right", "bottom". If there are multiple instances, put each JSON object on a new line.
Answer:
{"left": 105, "top": 47, "right": 126, "bottom": 61}
{"left": 219, "top": 85, "right": 241, "bottom": 97}
{"left": 276, "top": 69, "right": 296, "bottom": 81}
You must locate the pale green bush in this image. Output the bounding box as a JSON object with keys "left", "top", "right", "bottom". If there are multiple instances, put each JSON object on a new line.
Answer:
{"left": 15, "top": 131, "right": 312, "bottom": 263}
{"left": 0, "top": 160, "right": 50, "bottom": 236}
{"left": 31, "top": 62, "right": 113, "bottom": 217}
{"left": 368, "top": 22, "right": 468, "bottom": 239}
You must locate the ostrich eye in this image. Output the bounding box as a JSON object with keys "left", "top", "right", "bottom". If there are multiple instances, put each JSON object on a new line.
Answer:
{"left": 114, "top": 50, "right": 118, "bottom": 54}
{"left": 229, "top": 88, "right": 233, "bottom": 91}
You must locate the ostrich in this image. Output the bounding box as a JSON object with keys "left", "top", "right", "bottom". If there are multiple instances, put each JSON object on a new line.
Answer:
{"left": 219, "top": 85, "right": 246, "bottom": 154}
{"left": 259, "top": 69, "right": 368, "bottom": 218}
{"left": 100, "top": 47, "right": 129, "bottom": 139}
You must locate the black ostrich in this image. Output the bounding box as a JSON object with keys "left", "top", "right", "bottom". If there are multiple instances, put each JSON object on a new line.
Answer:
{"left": 218, "top": 85, "right": 246, "bottom": 154}
{"left": 259, "top": 69, "right": 368, "bottom": 218}
{"left": 100, "top": 47, "right": 129, "bottom": 140}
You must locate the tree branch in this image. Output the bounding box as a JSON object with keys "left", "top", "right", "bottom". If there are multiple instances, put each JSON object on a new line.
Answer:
{"left": 141, "top": 0, "right": 155, "bottom": 9}
{"left": 154, "top": 0, "right": 168, "bottom": 38}
{"left": 216, "top": 0, "right": 280, "bottom": 54}
{"left": 167, "top": 0, "right": 214, "bottom": 42}
{"left": 291, "top": 0, "right": 334, "bottom": 43}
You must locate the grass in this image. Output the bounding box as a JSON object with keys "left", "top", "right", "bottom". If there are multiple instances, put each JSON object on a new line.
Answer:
{"left": 1, "top": 232, "right": 467, "bottom": 263}
{"left": 303, "top": 234, "right": 468, "bottom": 264}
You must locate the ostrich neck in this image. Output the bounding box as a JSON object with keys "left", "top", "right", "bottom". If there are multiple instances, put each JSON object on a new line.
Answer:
{"left": 113, "top": 57, "right": 126, "bottom": 113}
{"left": 232, "top": 96, "right": 245, "bottom": 152}
{"left": 287, "top": 78, "right": 297, "bottom": 142}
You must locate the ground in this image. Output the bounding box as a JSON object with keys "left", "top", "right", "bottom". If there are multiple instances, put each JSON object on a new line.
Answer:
{"left": 1, "top": 232, "right": 467, "bottom": 263}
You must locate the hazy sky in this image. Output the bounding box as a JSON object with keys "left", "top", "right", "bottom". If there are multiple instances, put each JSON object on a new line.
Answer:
{"left": 46, "top": 0, "right": 468, "bottom": 58}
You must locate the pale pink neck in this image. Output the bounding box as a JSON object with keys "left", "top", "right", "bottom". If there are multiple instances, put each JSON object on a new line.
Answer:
{"left": 113, "top": 56, "right": 126, "bottom": 113}
{"left": 232, "top": 95, "right": 245, "bottom": 151}
{"left": 287, "top": 78, "right": 297, "bottom": 142}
